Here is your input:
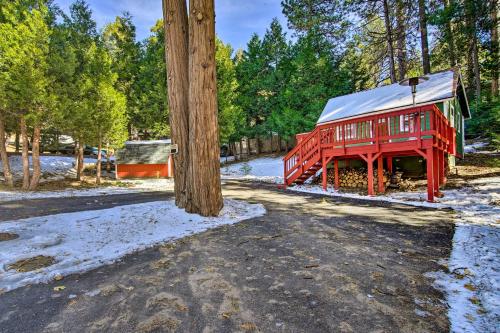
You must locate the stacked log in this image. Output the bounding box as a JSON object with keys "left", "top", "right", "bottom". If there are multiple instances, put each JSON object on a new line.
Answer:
{"left": 314, "top": 167, "right": 418, "bottom": 192}
{"left": 397, "top": 178, "right": 416, "bottom": 191}
{"left": 320, "top": 168, "right": 391, "bottom": 190}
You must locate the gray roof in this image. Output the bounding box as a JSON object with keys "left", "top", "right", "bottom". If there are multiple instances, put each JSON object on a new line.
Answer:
{"left": 116, "top": 141, "right": 172, "bottom": 164}
{"left": 317, "top": 68, "right": 470, "bottom": 124}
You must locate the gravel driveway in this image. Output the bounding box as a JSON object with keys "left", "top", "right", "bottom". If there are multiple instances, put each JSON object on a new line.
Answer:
{"left": 0, "top": 181, "right": 454, "bottom": 332}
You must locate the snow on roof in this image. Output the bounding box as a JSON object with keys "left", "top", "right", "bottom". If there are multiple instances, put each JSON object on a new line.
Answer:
{"left": 124, "top": 139, "right": 172, "bottom": 145}
{"left": 317, "top": 69, "right": 465, "bottom": 124}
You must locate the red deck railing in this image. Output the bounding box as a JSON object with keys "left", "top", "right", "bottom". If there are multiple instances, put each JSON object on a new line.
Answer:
{"left": 284, "top": 104, "right": 454, "bottom": 185}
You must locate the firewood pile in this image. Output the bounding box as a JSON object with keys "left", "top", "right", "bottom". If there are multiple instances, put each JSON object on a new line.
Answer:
{"left": 313, "top": 168, "right": 419, "bottom": 191}
{"left": 330, "top": 168, "right": 391, "bottom": 189}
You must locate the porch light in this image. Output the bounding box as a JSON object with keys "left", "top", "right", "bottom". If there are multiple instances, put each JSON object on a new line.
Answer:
{"left": 399, "top": 76, "right": 429, "bottom": 106}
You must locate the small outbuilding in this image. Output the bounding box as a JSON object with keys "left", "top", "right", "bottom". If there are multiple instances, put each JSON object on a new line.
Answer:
{"left": 115, "top": 140, "right": 175, "bottom": 179}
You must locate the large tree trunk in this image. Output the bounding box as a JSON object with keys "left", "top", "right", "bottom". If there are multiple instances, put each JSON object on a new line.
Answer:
{"left": 232, "top": 142, "right": 239, "bottom": 161}
{"left": 106, "top": 142, "right": 111, "bottom": 173}
{"left": 74, "top": 140, "right": 80, "bottom": 179}
{"left": 395, "top": 0, "right": 407, "bottom": 81}
{"left": 382, "top": 0, "right": 397, "bottom": 83}
{"left": 465, "top": 0, "right": 481, "bottom": 99}
{"left": 28, "top": 125, "right": 41, "bottom": 190}
{"left": 187, "top": 0, "right": 223, "bottom": 216}
{"left": 442, "top": 0, "right": 457, "bottom": 67}
{"left": 96, "top": 133, "right": 102, "bottom": 185}
{"left": 490, "top": 0, "right": 498, "bottom": 97}
{"left": 0, "top": 112, "right": 14, "bottom": 187}
{"left": 20, "top": 116, "right": 30, "bottom": 190}
{"left": 240, "top": 138, "right": 245, "bottom": 159}
{"left": 163, "top": 0, "right": 191, "bottom": 208}
{"left": 247, "top": 137, "right": 251, "bottom": 156}
{"left": 15, "top": 130, "right": 19, "bottom": 153}
{"left": 418, "top": 0, "right": 431, "bottom": 74}
{"left": 77, "top": 140, "right": 84, "bottom": 181}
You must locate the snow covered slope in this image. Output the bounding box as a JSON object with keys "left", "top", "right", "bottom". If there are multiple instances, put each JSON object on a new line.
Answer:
{"left": 0, "top": 199, "right": 266, "bottom": 292}
{"left": 221, "top": 156, "right": 284, "bottom": 183}
{"left": 0, "top": 155, "right": 96, "bottom": 181}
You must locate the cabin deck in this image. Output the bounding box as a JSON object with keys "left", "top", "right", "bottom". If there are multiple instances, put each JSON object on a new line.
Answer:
{"left": 283, "top": 104, "right": 456, "bottom": 202}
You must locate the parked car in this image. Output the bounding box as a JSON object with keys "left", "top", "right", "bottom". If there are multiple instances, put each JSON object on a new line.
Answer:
{"left": 90, "top": 147, "right": 108, "bottom": 159}
{"left": 220, "top": 144, "right": 229, "bottom": 157}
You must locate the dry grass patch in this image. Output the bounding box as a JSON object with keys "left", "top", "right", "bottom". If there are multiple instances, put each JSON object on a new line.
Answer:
{"left": 0, "top": 232, "right": 19, "bottom": 241}
{"left": 7, "top": 255, "right": 55, "bottom": 272}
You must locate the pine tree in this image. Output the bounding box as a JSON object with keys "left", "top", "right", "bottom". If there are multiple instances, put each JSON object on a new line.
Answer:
{"left": 162, "top": 0, "right": 191, "bottom": 209}
{"left": 215, "top": 38, "right": 242, "bottom": 145}
{"left": 103, "top": 13, "right": 141, "bottom": 138}
{"left": 187, "top": 0, "right": 223, "bottom": 216}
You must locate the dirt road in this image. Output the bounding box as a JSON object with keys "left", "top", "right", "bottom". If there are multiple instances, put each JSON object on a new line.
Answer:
{"left": 0, "top": 181, "right": 454, "bottom": 332}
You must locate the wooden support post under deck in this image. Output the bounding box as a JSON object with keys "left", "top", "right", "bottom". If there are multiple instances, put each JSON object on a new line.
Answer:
{"left": 322, "top": 156, "right": 327, "bottom": 191}
{"left": 334, "top": 159, "right": 339, "bottom": 190}
{"left": 439, "top": 150, "right": 446, "bottom": 185}
{"left": 426, "top": 148, "right": 435, "bottom": 202}
{"left": 387, "top": 157, "right": 393, "bottom": 174}
{"left": 377, "top": 155, "right": 384, "bottom": 193}
{"left": 433, "top": 148, "right": 442, "bottom": 197}
{"left": 367, "top": 153, "right": 374, "bottom": 196}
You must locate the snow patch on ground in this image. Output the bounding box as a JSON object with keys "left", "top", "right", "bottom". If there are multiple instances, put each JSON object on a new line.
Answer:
{"left": 289, "top": 177, "right": 500, "bottom": 332}
{"left": 220, "top": 155, "right": 235, "bottom": 165}
{"left": 221, "top": 156, "right": 284, "bottom": 183}
{"left": 427, "top": 224, "right": 499, "bottom": 333}
{"left": 464, "top": 141, "right": 489, "bottom": 153}
{"left": 0, "top": 155, "right": 96, "bottom": 182}
{"left": 0, "top": 198, "right": 266, "bottom": 292}
{"left": 0, "top": 178, "right": 174, "bottom": 202}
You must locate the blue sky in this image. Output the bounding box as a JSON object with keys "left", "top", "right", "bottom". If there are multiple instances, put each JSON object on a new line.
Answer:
{"left": 54, "top": 0, "right": 290, "bottom": 50}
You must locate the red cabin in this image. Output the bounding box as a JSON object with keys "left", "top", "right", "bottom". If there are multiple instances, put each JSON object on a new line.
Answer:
{"left": 284, "top": 68, "right": 471, "bottom": 202}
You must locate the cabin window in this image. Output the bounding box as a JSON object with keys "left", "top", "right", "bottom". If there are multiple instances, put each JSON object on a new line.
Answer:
{"left": 450, "top": 104, "right": 455, "bottom": 127}
{"left": 399, "top": 114, "right": 411, "bottom": 133}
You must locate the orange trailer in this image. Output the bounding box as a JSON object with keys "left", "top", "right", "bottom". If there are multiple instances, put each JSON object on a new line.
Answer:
{"left": 115, "top": 140, "right": 175, "bottom": 179}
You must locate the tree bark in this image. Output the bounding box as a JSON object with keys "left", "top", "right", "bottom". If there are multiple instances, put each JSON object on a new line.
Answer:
{"left": 233, "top": 142, "right": 239, "bottom": 161}
{"left": 74, "top": 140, "right": 80, "bottom": 179}
{"left": 465, "top": 0, "right": 481, "bottom": 99}
{"left": 442, "top": 0, "right": 457, "bottom": 67}
{"left": 382, "top": 0, "right": 397, "bottom": 83}
{"left": 187, "top": 0, "right": 223, "bottom": 216}
{"left": 106, "top": 142, "right": 111, "bottom": 173}
{"left": 247, "top": 137, "right": 251, "bottom": 156}
{"left": 20, "top": 116, "right": 30, "bottom": 190}
{"left": 490, "top": 0, "right": 498, "bottom": 97}
{"left": 418, "top": 0, "right": 431, "bottom": 74}
{"left": 395, "top": 0, "right": 407, "bottom": 80}
{"left": 28, "top": 125, "right": 41, "bottom": 190}
{"left": 15, "top": 130, "right": 19, "bottom": 153}
{"left": 240, "top": 138, "right": 245, "bottom": 159}
{"left": 163, "top": 0, "right": 191, "bottom": 208}
{"left": 96, "top": 133, "right": 102, "bottom": 185}
{"left": 255, "top": 136, "right": 260, "bottom": 155}
{"left": 77, "top": 140, "right": 84, "bottom": 181}
{"left": 0, "top": 112, "right": 14, "bottom": 187}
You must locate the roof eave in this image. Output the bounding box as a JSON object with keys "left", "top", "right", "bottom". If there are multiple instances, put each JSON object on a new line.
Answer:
{"left": 454, "top": 69, "right": 471, "bottom": 119}
{"left": 316, "top": 98, "right": 454, "bottom": 126}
